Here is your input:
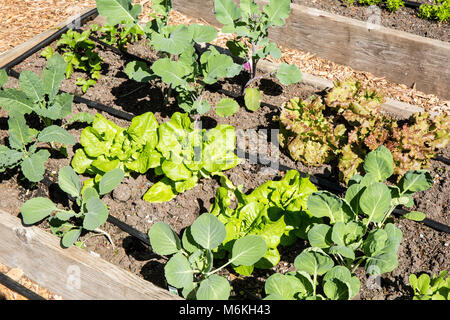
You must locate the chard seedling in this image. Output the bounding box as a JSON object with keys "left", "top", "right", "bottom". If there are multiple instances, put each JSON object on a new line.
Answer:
{"left": 20, "top": 166, "right": 124, "bottom": 248}
{"left": 149, "top": 212, "right": 267, "bottom": 300}
{"left": 409, "top": 270, "right": 450, "bottom": 300}
{"left": 41, "top": 29, "right": 103, "bottom": 93}
{"left": 0, "top": 57, "right": 76, "bottom": 183}
{"left": 214, "top": 0, "right": 302, "bottom": 111}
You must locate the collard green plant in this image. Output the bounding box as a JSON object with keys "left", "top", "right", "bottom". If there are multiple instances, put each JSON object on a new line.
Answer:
{"left": 265, "top": 147, "right": 432, "bottom": 300}
{"left": 214, "top": 0, "right": 302, "bottom": 112}
{"left": 21, "top": 166, "right": 124, "bottom": 247}
{"left": 72, "top": 111, "right": 240, "bottom": 203}
{"left": 409, "top": 270, "right": 450, "bottom": 300}
{"left": 41, "top": 29, "right": 102, "bottom": 93}
{"left": 0, "top": 57, "right": 76, "bottom": 182}
{"left": 210, "top": 170, "right": 318, "bottom": 275}
{"left": 149, "top": 213, "right": 267, "bottom": 300}
{"left": 278, "top": 79, "right": 450, "bottom": 183}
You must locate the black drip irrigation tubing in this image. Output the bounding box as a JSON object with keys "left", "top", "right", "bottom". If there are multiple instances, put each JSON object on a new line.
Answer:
{"left": 0, "top": 273, "right": 46, "bottom": 300}
{"left": 404, "top": 1, "right": 423, "bottom": 9}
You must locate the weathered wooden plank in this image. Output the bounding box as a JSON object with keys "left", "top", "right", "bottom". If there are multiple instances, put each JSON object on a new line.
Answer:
{"left": 173, "top": 0, "right": 450, "bottom": 99}
{"left": 0, "top": 8, "right": 97, "bottom": 69}
{"left": 0, "top": 210, "right": 181, "bottom": 300}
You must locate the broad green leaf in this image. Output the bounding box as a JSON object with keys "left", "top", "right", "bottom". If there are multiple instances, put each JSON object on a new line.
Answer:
{"left": 42, "top": 53, "right": 67, "bottom": 102}
{"left": 149, "top": 221, "right": 181, "bottom": 255}
{"left": 215, "top": 98, "right": 239, "bottom": 117}
{"left": 201, "top": 48, "right": 236, "bottom": 84}
{"left": 124, "top": 61, "right": 155, "bottom": 83}
{"left": 8, "top": 112, "right": 37, "bottom": 149}
{"left": 265, "top": 273, "right": 305, "bottom": 300}
{"left": 66, "top": 112, "right": 95, "bottom": 125}
{"left": 161, "top": 160, "right": 192, "bottom": 181}
{"left": 323, "top": 279, "right": 350, "bottom": 300}
{"left": 71, "top": 149, "right": 94, "bottom": 174}
{"left": 99, "top": 168, "right": 124, "bottom": 195}
{"left": 214, "top": 0, "right": 242, "bottom": 25}
{"left": 398, "top": 170, "right": 433, "bottom": 194}
{"left": 21, "top": 197, "right": 56, "bottom": 224}
{"left": 191, "top": 213, "right": 226, "bottom": 250}
{"left": 143, "top": 178, "right": 177, "bottom": 203}
{"left": 244, "top": 87, "right": 261, "bottom": 111}
{"left": 38, "top": 125, "right": 75, "bottom": 145}
{"left": 331, "top": 222, "right": 346, "bottom": 247}
{"left": 403, "top": 211, "right": 426, "bottom": 222}
{"left": 231, "top": 235, "right": 267, "bottom": 266}
{"left": 307, "top": 224, "right": 332, "bottom": 248}
{"left": 164, "top": 252, "right": 194, "bottom": 288}
{"left": 196, "top": 274, "right": 230, "bottom": 300}
{"left": 83, "top": 197, "right": 109, "bottom": 230}
{"left": 151, "top": 58, "right": 190, "bottom": 88}
{"left": 362, "top": 229, "right": 388, "bottom": 256}
{"left": 58, "top": 166, "right": 81, "bottom": 198}
{"left": 194, "top": 100, "right": 211, "bottom": 115}
{"left": 345, "top": 183, "right": 364, "bottom": 215}
{"left": 294, "top": 247, "right": 334, "bottom": 277}
{"left": 363, "top": 145, "right": 394, "bottom": 182}
{"left": 150, "top": 25, "right": 191, "bottom": 55}
{"left": 263, "top": 0, "right": 291, "bottom": 26}
{"left": 181, "top": 226, "right": 201, "bottom": 253}
{"left": 359, "top": 182, "right": 392, "bottom": 224}
{"left": 188, "top": 24, "right": 218, "bottom": 43}
{"left": 276, "top": 63, "right": 302, "bottom": 86}
{"left": 52, "top": 92, "right": 74, "bottom": 119}
{"left": 0, "top": 89, "right": 34, "bottom": 114}
{"left": 307, "top": 191, "right": 343, "bottom": 224}
{"left": 329, "top": 245, "right": 355, "bottom": 260}
{"left": 0, "top": 147, "right": 23, "bottom": 170}
{"left": 96, "top": 0, "right": 142, "bottom": 29}
{"left": 21, "top": 149, "right": 50, "bottom": 182}
{"left": 61, "top": 228, "right": 82, "bottom": 248}
{"left": 19, "top": 70, "right": 44, "bottom": 102}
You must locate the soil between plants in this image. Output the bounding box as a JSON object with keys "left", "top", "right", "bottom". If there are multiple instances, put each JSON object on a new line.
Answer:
{"left": 293, "top": 0, "right": 449, "bottom": 43}
{"left": 0, "top": 27, "right": 448, "bottom": 300}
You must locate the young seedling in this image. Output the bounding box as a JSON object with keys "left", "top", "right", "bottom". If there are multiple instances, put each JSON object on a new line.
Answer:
{"left": 214, "top": 0, "right": 302, "bottom": 111}
{"left": 41, "top": 29, "right": 103, "bottom": 93}
{"left": 149, "top": 212, "right": 267, "bottom": 300}
{"left": 409, "top": 270, "right": 450, "bottom": 300}
{"left": 20, "top": 166, "right": 124, "bottom": 248}
{"left": 90, "top": 20, "right": 144, "bottom": 51}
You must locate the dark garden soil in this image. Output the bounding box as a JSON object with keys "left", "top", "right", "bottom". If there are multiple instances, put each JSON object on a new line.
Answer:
{"left": 0, "top": 17, "right": 449, "bottom": 300}
{"left": 293, "top": 0, "right": 449, "bottom": 43}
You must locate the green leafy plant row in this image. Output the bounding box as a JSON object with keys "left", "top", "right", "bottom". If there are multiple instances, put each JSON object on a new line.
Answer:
{"left": 263, "top": 146, "right": 433, "bottom": 300}
{"left": 409, "top": 270, "right": 450, "bottom": 300}
{"left": 71, "top": 111, "right": 241, "bottom": 203}
{"left": 277, "top": 79, "right": 449, "bottom": 183}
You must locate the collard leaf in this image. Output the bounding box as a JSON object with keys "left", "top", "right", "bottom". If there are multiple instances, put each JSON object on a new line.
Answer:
{"left": 21, "top": 197, "right": 56, "bottom": 225}
{"left": 83, "top": 197, "right": 109, "bottom": 230}
{"left": 307, "top": 224, "right": 332, "bottom": 248}
{"left": 403, "top": 211, "right": 426, "bottom": 222}
{"left": 188, "top": 24, "right": 218, "bottom": 43}
{"left": 150, "top": 25, "right": 191, "bottom": 55}
{"left": 99, "top": 168, "right": 124, "bottom": 195}
{"left": 307, "top": 191, "right": 343, "bottom": 224}
{"left": 21, "top": 149, "right": 50, "bottom": 182}
{"left": 231, "top": 235, "right": 267, "bottom": 266}
{"left": 196, "top": 274, "right": 230, "bottom": 300}
{"left": 62, "top": 228, "right": 82, "bottom": 248}
{"left": 363, "top": 145, "right": 394, "bottom": 182}
{"left": 151, "top": 58, "right": 190, "bottom": 88}
{"left": 124, "top": 61, "right": 155, "bottom": 83}
{"left": 244, "top": 87, "right": 261, "bottom": 112}
{"left": 19, "top": 70, "right": 44, "bottom": 103}
{"left": 0, "top": 88, "right": 35, "bottom": 114}
{"left": 165, "top": 252, "right": 194, "bottom": 288}
{"left": 149, "top": 221, "right": 181, "bottom": 255}
{"left": 265, "top": 273, "right": 305, "bottom": 300}
{"left": 8, "top": 112, "right": 37, "bottom": 149}
{"left": 294, "top": 247, "right": 334, "bottom": 277}
{"left": 276, "top": 63, "right": 302, "bottom": 86}
{"left": 190, "top": 213, "right": 226, "bottom": 250}
{"left": 0, "top": 69, "right": 8, "bottom": 87}
{"left": 38, "top": 125, "right": 75, "bottom": 145}
{"left": 58, "top": 166, "right": 81, "bottom": 198}
{"left": 359, "top": 182, "right": 392, "bottom": 224}
{"left": 215, "top": 98, "right": 239, "bottom": 117}
{"left": 42, "top": 53, "right": 67, "bottom": 102}
{"left": 263, "top": 0, "right": 291, "bottom": 26}
{"left": 214, "top": 0, "right": 242, "bottom": 25}
{"left": 96, "top": 0, "right": 142, "bottom": 28}
{"left": 398, "top": 170, "right": 434, "bottom": 194}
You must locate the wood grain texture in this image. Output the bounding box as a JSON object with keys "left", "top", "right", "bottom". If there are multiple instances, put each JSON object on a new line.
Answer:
{"left": 173, "top": 0, "right": 450, "bottom": 99}
{"left": 0, "top": 210, "right": 181, "bottom": 300}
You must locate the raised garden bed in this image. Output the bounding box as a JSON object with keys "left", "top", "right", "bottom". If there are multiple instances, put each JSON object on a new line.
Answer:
{"left": 0, "top": 0, "right": 449, "bottom": 301}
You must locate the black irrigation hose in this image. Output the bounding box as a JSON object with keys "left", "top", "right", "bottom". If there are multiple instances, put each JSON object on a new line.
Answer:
{"left": 0, "top": 273, "right": 46, "bottom": 300}
{"left": 404, "top": 1, "right": 423, "bottom": 9}
{"left": 107, "top": 215, "right": 151, "bottom": 247}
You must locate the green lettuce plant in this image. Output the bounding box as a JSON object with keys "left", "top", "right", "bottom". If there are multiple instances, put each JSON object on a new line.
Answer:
{"left": 41, "top": 29, "right": 103, "bottom": 93}
{"left": 0, "top": 56, "right": 76, "bottom": 182}
{"left": 409, "top": 270, "right": 450, "bottom": 300}
{"left": 149, "top": 213, "right": 267, "bottom": 300}
{"left": 214, "top": 0, "right": 302, "bottom": 112}
{"left": 418, "top": 0, "right": 449, "bottom": 23}
{"left": 210, "top": 170, "right": 318, "bottom": 275}
{"left": 72, "top": 111, "right": 241, "bottom": 203}
{"left": 90, "top": 20, "right": 144, "bottom": 51}
{"left": 20, "top": 166, "right": 124, "bottom": 247}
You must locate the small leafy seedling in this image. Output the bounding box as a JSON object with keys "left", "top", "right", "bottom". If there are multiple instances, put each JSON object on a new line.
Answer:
{"left": 214, "top": 0, "right": 302, "bottom": 111}
{"left": 149, "top": 213, "right": 267, "bottom": 300}
{"left": 409, "top": 270, "right": 450, "bottom": 300}
{"left": 21, "top": 166, "right": 124, "bottom": 247}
